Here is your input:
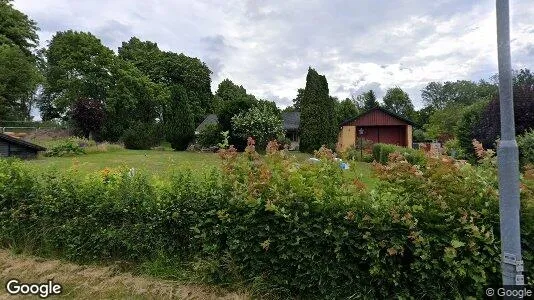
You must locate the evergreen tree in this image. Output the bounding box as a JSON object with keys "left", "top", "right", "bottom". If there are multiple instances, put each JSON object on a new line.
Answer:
{"left": 164, "top": 85, "right": 195, "bottom": 150}
{"left": 362, "top": 90, "right": 379, "bottom": 110}
{"left": 300, "top": 68, "right": 337, "bottom": 152}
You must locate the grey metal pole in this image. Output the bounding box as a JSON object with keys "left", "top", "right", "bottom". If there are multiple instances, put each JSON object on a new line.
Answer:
{"left": 496, "top": 0, "right": 524, "bottom": 286}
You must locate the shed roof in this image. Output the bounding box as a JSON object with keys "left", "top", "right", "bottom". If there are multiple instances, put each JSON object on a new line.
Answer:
{"left": 281, "top": 111, "right": 300, "bottom": 131}
{"left": 340, "top": 106, "right": 415, "bottom": 126}
{"left": 0, "top": 133, "right": 46, "bottom": 151}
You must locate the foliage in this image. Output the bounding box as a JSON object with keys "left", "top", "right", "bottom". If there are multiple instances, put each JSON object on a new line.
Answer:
{"left": 421, "top": 80, "right": 497, "bottom": 110}
{"left": 231, "top": 102, "right": 284, "bottom": 150}
{"left": 412, "top": 106, "right": 434, "bottom": 128}
{"left": 44, "top": 139, "right": 86, "bottom": 157}
{"left": 214, "top": 79, "right": 256, "bottom": 149}
{"left": 0, "top": 0, "right": 41, "bottom": 120}
{"left": 473, "top": 85, "right": 534, "bottom": 149}
{"left": 455, "top": 101, "right": 488, "bottom": 161}
{"left": 0, "top": 0, "right": 39, "bottom": 57}
{"left": 1, "top": 143, "right": 533, "bottom": 298}
{"left": 372, "top": 143, "right": 426, "bottom": 166}
{"left": 425, "top": 105, "right": 465, "bottom": 141}
{"left": 42, "top": 30, "right": 115, "bottom": 117}
{"left": 300, "top": 67, "right": 337, "bottom": 152}
{"left": 412, "top": 128, "right": 429, "bottom": 142}
{"left": 518, "top": 129, "right": 534, "bottom": 167}
{"left": 0, "top": 44, "right": 41, "bottom": 120}
{"left": 70, "top": 98, "right": 105, "bottom": 139}
{"left": 334, "top": 97, "right": 359, "bottom": 124}
{"left": 164, "top": 85, "right": 195, "bottom": 151}
{"left": 291, "top": 88, "right": 305, "bottom": 110}
{"left": 358, "top": 89, "right": 379, "bottom": 110}
{"left": 100, "top": 59, "right": 164, "bottom": 142}
{"left": 382, "top": 87, "right": 414, "bottom": 119}
{"left": 117, "top": 37, "right": 165, "bottom": 83}
{"left": 118, "top": 38, "right": 213, "bottom": 124}
{"left": 218, "top": 131, "right": 230, "bottom": 149}
{"left": 197, "top": 123, "right": 222, "bottom": 148}
{"left": 122, "top": 122, "right": 161, "bottom": 150}
{"left": 340, "top": 143, "right": 374, "bottom": 162}
{"left": 443, "top": 138, "right": 463, "bottom": 158}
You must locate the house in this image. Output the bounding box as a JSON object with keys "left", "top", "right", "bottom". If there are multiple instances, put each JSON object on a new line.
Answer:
{"left": 195, "top": 114, "right": 218, "bottom": 135}
{"left": 337, "top": 107, "right": 414, "bottom": 152}
{"left": 281, "top": 111, "right": 300, "bottom": 150}
{"left": 0, "top": 133, "right": 46, "bottom": 158}
{"left": 195, "top": 112, "right": 302, "bottom": 150}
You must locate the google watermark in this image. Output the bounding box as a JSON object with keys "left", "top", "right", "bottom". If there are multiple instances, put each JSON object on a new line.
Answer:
{"left": 5, "top": 279, "right": 62, "bottom": 298}
{"left": 485, "top": 285, "right": 534, "bottom": 299}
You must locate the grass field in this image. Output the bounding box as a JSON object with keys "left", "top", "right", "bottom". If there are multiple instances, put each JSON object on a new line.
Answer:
{"left": 25, "top": 149, "right": 378, "bottom": 187}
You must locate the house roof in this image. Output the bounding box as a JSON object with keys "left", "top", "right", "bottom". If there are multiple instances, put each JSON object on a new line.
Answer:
{"left": 339, "top": 106, "right": 416, "bottom": 126}
{"left": 0, "top": 133, "right": 46, "bottom": 151}
{"left": 281, "top": 111, "right": 300, "bottom": 131}
{"left": 195, "top": 114, "right": 219, "bottom": 133}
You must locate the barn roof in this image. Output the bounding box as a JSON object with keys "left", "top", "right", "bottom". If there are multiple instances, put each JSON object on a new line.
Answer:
{"left": 340, "top": 106, "right": 416, "bottom": 126}
{"left": 0, "top": 133, "right": 46, "bottom": 151}
{"left": 281, "top": 111, "right": 300, "bottom": 131}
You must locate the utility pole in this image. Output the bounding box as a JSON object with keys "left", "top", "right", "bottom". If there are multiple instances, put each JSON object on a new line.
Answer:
{"left": 496, "top": 0, "right": 523, "bottom": 286}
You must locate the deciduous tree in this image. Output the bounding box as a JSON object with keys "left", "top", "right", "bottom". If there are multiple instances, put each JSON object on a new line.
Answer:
{"left": 42, "top": 30, "right": 115, "bottom": 117}
{"left": 382, "top": 87, "right": 414, "bottom": 118}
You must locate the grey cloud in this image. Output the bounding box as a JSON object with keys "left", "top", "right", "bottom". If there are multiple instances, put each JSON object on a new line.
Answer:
{"left": 13, "top": 0, "right": 534, "bottom": 110}
{"left": 94, "top": 20, "right": 133, "bottom": 51}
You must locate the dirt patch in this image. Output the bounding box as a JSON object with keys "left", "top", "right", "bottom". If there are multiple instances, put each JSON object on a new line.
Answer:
{"left": 23, "top": 128, "right": 72, "bottom": 142}
{"left": 0, "top": 250, "right": 248, "bottom": 299}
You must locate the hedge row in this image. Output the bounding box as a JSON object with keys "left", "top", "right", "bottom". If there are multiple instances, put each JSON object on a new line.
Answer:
{"left": 372, "top": 143, "right": 426, "bottom": 165}
{"left": 0, "top": 143, "right": 532, "bottom": 298}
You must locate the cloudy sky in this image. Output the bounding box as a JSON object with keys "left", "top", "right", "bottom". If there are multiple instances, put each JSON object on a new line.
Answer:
{"left": 13, "top": 0, "right": 534, "bottom": 109}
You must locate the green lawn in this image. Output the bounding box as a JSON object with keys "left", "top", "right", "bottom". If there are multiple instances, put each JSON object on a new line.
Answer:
{"left": 27, "top": 149, "right": 222, "bottom": 177}
{"left": 26, "top": 149, "right": 378, "bottom": 188}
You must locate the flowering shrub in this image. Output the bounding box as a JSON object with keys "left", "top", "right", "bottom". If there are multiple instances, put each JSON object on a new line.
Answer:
{"left": 231, "top": 103, "right": 284, "bottom": 150}
{"left": 0, "top": 140, "right": 532, "bottom": 298}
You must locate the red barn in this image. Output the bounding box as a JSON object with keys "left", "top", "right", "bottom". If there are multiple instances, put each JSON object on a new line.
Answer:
{"left": 337, "top": 107, "right": 415, "bottom": 152}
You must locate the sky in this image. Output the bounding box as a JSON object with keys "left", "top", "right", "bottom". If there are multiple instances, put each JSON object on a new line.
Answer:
{"left": 13, "top": 0, "right": 534, "bottom": 109}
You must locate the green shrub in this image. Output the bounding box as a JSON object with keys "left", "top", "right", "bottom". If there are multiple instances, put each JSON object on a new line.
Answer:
{"left": 340, "top": 144, "right": 373, "bottom": 162}
{"left": 518, "top": 129, "right": 534, "bottom": 167}
{"left": 44, "top": 139, "right": 86, "bottom": 157}
{"left": 1, "top": 141, "right": 533, "bottom": 298}
{"left": 122, "top": 122, "right": 160, "bottom": 150}
{"left": 372, "top": 143, "right": 426, "bottom": 165}
{"left": 197, "top": 123, "right": 222, "bottom": 148}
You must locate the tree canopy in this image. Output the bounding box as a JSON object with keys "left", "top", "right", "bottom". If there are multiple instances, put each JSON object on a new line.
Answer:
{"left": 0, "top": 1, "right": 41, "bottom": 120}
{"left": 382, "top": 87, "right": 414, "bottom": 118}
{"left": 0, "top": 0, "right": 39, "bottom": 57}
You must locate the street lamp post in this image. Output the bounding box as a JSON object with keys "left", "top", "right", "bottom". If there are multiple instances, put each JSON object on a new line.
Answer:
{"left": 358, "top": 128, "right": 364, "bottom": 159}
{"left": 496, "top": 0, "right": 523, "bottom": 286}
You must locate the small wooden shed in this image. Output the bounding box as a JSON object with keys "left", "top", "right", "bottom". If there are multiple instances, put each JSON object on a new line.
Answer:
{"left": 0, "top": 133, "right": 46, "bottom": 159}
{"left": 337, "top": 107, "right": 414, "bottom": 152}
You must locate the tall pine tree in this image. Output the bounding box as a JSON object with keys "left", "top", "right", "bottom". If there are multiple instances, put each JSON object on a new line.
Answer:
{"left": 300, "top": 68, "right": 337, "bottom": 152}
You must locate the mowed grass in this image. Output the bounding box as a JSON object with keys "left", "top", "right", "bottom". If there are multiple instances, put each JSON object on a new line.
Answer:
{"left": 27, "top": 149, "right": 222, "bottom": 177}
{"left": 25, "top": 149, "right": 379, "bottom": 188}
